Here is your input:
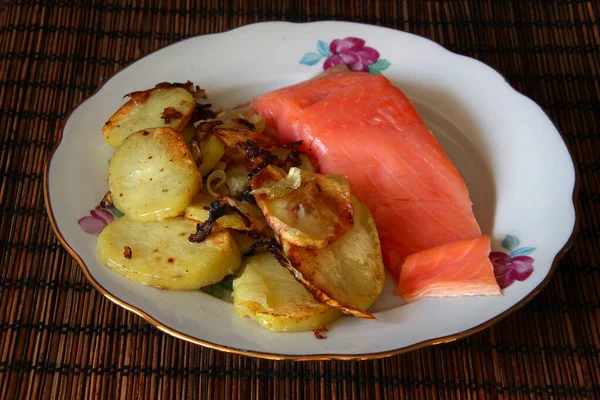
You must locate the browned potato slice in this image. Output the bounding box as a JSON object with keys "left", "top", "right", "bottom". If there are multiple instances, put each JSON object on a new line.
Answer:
{"left": 97, "top": 217, "right": 241, "bottom": 290}
{"left": 103, "top": 87, "right": 195, "bottom": 148}
{"left": 230, "top": 231, "right": 262, "bottom": 254}
{"left": 197, "top": 134, "right": 226, "bottom": 177}
{"left": 184, "top": 191, "right": 265, "bottom": 231}
{"left": 281, "top": 198, "right": 385, "bottom": 319}
{"left": 214, "top": 127, "right": 275, "bottom": 149}
{"left": 251, "top": 166, "right": 354, "bottom": 249}
{"left": 233, "top": 252, "right": 341, "bottom": 332}
{"left": 109, "top": 127, "right": 202, "bottom": 221}
{"left": 179, "top": 123, "right": 196, "bottom": 144}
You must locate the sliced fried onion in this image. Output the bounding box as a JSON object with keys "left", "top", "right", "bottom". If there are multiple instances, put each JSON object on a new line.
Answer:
{"left": 188, "top": 200, "right": 252, "bottom": 243}
{"left": 250, "top": 167, "right": 302, "bottom": 199}
{"left": 206, "top": 170, "right": 227, "bottom": 198}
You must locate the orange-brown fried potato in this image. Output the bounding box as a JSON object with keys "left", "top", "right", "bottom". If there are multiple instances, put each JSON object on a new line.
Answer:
{"left": 103, "top": 86, "right": 195, "bottom": 148}
{"left": 251, "top": 166, "right": 354, "bottom": 249}
{"left": 281, "top": 198, "right": 385, "bottom": 319}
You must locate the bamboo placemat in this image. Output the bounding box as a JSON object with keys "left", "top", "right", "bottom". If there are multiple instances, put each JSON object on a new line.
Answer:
{"left": 1, "top": 0, "right": 599, "bottom": 398}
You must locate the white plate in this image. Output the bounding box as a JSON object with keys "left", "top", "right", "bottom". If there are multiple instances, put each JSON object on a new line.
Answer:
{"left": 45, "top": 21, "right": 577, "bottom": 360}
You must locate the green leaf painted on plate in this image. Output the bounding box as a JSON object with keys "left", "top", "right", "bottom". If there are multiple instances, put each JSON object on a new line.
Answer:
{"left": 367, "top": 59, "right": 391, "bottom": 74}
{"left": 317, "top": 40, "right": 332, "bottom": 57}
{"left": 300, "top": 52, "right": 322, "bottom": 66}
{"left": 502, "top": 235, "right": 520, "bottom": 251}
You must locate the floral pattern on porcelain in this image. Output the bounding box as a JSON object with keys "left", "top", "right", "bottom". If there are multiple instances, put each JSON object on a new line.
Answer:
{"left": 300, "top": 37, "right": 391, "bottom": 74}
{"left": 78, "top": 207, "right": 122, "bottom": 235}
{"left": 490, "top": 235, "right": 536, "bottom": 289}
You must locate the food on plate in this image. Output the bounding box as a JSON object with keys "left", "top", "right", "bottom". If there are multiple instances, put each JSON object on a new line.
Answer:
{"left": 196, "top": 133, "right": 226, "bottom": 177}
{"left": 251, "top": 166, "right": 354, "bottom": 249}
{"left": 281, "top": 198, "right": 385, "bottom": 318}
{"left": 102, "top": 84, "right": 196, "bottom": 148}
{"left": 252, "top": 72, "right": 482, "bottom": 276}
{"left": 214, "top": 105, "right": 267, "bottom": 133}
{"left": 108, "top": 127, "right": 202, "bottom": 221}
{"left": 223, "top": 164, "right": 251, "bottom": 196}
{"left": 214, "top": 127, "right": 276, "bottom": 149}
{"left": 230, "top": 231, "right": 262, "bottom": 254}
{"left": 97, "top": 79, "right": 383, "bottom": 333}
{"left": 395, "top": 235, "right": 501, "bottom": 302}
{"left": 184, "top": 190, "right": 266, "bottom": 231}
{"left": 95, "top": 69, "right": 501, "bottom": 334}
{"left": 97, "top": 217, "right": 241, "bottom": 290}
{"left": 233, "top": 252, "right": 341, "bottom": 332}
{"left": 270, "top": 147, "right": 316, "bottom": 172}
{"left": 179, "top": 124, "right": 197, "bottom": 143}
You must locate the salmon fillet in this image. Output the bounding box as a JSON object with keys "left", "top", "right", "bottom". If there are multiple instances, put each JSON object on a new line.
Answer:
{"left": 252, "top": 72, "right": 481, "bottom": 275}
{"left": 395, "top": 235, "right": 501, "bottom": 302}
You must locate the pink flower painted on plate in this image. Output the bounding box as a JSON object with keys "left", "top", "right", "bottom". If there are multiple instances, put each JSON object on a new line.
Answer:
{"left": 490, "top": 235, "right": 536, "bottom": 289}
{"left": 323, "top": 38, "right": 380, "bottom": 72}
{"left": 300, "top": 38, "right": 390, "bottom": 74}
{"left": 78, "top": 209, "right": 115, "bottom": 235}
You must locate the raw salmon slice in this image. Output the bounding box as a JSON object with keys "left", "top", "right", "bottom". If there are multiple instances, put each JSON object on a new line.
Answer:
{"left": 395, "top": 235, "right": 501, "bottom": 302}
{"left": 253, "top": 72, "right": 481, "bottom": 275}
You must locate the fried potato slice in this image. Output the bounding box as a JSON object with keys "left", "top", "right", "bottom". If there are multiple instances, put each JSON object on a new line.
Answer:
{"left": 281, "top": 198, "right": 385, "bottom": 319}
{"left": 197, "top": 134, "right": 226, "bottom": 177}
{"left": 230, "top": 231, "right": 263, "bottom": 254}
{"left": 232, "top": 252, "right": 341, "bottom": 332}
{"left": 109, "top": 127, "right": 202, "bottom": 221}
{"left": 103, "top": 87, "right": 195, "bottom": 148}
{"left": 97, "top": 217, "right": 241, "bottom": 290}
{"left": 214, "top": 127, "right": 275, "bottom": 149}
{"left": 179, "top": 123, "right": 196, "bottom": 144}
{"left": 184, "top": 191, "right": 265, "bottom": 231}
{"left": 251, "top": 166, "right": 354, "bottom": 249}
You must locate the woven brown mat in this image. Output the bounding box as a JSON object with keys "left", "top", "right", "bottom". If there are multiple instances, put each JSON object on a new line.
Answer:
{"left": 1, "top": 0, "right": 599, "bottom": 398}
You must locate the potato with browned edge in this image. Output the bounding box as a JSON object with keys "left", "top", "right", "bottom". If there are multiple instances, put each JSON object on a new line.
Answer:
{"left": 109, "top": 127, "right": 202, "bottom": 222}
{"left": 103, "top": 86, "right": 196, "bottom": 149}
{"left": 233, "top": 252, "right": 341, "bottom": 332}
{"left": 184, "top": 190, "right": 266, "bottom": 232}
{"left": 251, "top": 167, "right": 354, "bottom": 249}
{"left": 98, "top": 217, "right": 241, "bottom": 290}
{"left": 281, "top": 198, "right": 386, "bottom": 319}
